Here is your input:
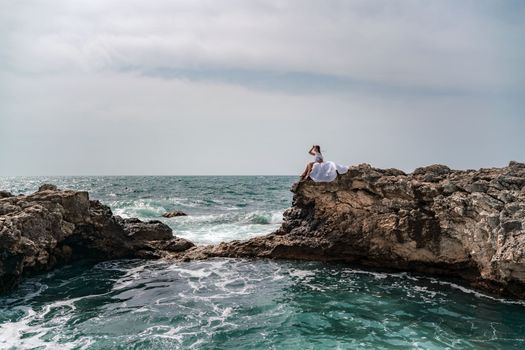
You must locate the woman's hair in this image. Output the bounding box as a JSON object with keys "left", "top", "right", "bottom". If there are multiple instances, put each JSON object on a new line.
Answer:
{"left": 314, "top": 145, "right": 321, "bottom": 152}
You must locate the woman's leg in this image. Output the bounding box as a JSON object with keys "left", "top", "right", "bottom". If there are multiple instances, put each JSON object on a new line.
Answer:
{"left": 301, "top": 162, "right": 314, "bottom": 179}
{"left": 305, "top": 162, "right": 314, "bottom": 177}
{"left": 300, "top": 163, "right": 310, "bottom": 178}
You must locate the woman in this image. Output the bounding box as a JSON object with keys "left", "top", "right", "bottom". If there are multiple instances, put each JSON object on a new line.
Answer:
{"left": 300, "top": 145, "right": 323, "bottom": 180}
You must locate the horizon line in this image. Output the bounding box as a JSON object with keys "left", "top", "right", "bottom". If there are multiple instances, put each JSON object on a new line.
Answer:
{"left": 0, "top": 174, "right": 300, "bottom": 177}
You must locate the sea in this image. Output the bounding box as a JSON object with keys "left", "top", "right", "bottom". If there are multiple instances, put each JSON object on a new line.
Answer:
{"left": 0, "top": 176, "right": 524, "bottom": 349}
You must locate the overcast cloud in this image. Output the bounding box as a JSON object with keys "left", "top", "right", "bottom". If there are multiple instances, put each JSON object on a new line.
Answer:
{"left": 1, "top": 0, "right": 524, "bottom": 175}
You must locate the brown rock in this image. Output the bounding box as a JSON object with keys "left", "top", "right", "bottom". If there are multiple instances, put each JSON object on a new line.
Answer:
{"left": 117, "top": 217, "right": 173, "bottom": 241}
{"left": 162, "top": 211, "right": 188, "bottom": 218}
{"left": 174, "top": 162, "right": 525, "bottom": 299}
{"left": 0, "top": 185, "right": 194, "bottom": 293}
{"left": 38, "top": 184, "right": 58, "bottom": 192}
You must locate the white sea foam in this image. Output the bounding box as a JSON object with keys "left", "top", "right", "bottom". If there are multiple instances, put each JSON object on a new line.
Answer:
{"left": 429, "top": 278, "right": 525, "bottom": 305}
{"left": 343, "top": 267, "right": 525, "bottom": 305}
{"left": 112, "top": 199, "right": 167, "bottom": 218}
{"left": 110, "top": 199, "right": 285, "bottom": 245}
{"left": 343, "top": 268, "right": 390, "bottom": 280}
{"left": 0, "top": 301, "right": 91, "bottom": 350}
{"left": 169, "top": 210, "right": 284, "bottom": 244}
{"left": 288, "top": 269, "right": 316, "bottom": 278}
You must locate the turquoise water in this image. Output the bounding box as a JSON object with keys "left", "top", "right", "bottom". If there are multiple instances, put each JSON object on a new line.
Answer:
{"left": 1, "top": 176, "right": 525, "bottom": 349}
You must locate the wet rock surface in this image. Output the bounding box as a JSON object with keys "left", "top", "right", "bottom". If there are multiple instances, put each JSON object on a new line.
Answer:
{"left": 162, "top": 211, "right": 188, "bottom": 218}
{"left": 177, "top": 162, "right": 525, "bottom": 298}
{"left": 0, "top": 185, "right": 194, "bottom": 293}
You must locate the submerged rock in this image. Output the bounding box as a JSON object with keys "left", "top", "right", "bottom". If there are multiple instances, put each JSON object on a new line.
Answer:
{"left": 177, "top": 162, "right": 525, "bottom": 299}
{"left": 162, "top": 211, "right": 187, "bottom": 218}
{"left": 0, "top": 186, "right": 194, "bottom": 293}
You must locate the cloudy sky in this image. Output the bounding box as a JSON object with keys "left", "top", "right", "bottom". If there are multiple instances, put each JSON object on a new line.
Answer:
{"left": 1, "top": 0, "right": 524, "bottom": 175}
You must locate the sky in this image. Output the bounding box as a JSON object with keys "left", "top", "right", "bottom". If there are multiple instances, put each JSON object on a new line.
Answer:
{"left": 0, "top": 0, "right": 524, "bottom": 175}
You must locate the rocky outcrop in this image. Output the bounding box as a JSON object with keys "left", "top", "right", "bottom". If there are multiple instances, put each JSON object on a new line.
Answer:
{"left": 162, "top": 211, "right": 187, "bottom": 218}
{"left": 0, "top": 185, "right": 193, "bottom": 293}
{"left": 5, "top": 162, "right": 525, "bottom": 298}
{"left": 178, "top": 162, "right": 525, "bottom": 298}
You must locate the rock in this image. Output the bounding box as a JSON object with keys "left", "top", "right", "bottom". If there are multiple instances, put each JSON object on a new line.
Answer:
{"left": 0, "top": 185, "right": 194, "bottom": 293}
{"left": 0, "top": 191, "right": 13, "bottom": 199}
{"left": 174, "top": 162, "right": 525, "bottom": 299}
{"left": 38, "top": 184, "right": 58, "bottom": 192}
{"left": 509, "top": 160, "right": 525, "bottom": 168}
{"left": 117, "top": 217, "right": 173, "bottom": 241}
{"left": 162, "top": 211, "right": 187, "bottom": 218}
{"left": 413, "top": 164, "right": 452, "bottom": 176}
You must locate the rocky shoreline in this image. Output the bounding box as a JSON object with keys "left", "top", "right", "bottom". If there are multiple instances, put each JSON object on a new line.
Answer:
{"left": 2, "top": 162, "right": 525, "bottom": 298}
{"left": 176, "top": 161, "right": 525, "bottom": 299}
{"left": 0, "top": 184, "right": 193, "bottom": 293}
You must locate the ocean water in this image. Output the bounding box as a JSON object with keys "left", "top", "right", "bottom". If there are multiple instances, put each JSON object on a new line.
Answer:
{"left": 1, "top": 176, "right": 525, "bottom": 349}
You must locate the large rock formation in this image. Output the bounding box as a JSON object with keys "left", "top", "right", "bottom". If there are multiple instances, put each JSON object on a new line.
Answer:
{"left": 0, "top": 185, "right": 193, "bottom": 293}
{"left": 179, "top": 162, "right": 525, "bottom": 298}
{"left": 4, "top": 162, "right": 525, "bottom": 298}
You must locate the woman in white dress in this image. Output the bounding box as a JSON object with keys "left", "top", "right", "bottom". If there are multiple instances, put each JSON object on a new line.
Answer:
{"left": 300, "top": 145, "right": 323, "bottom": 180}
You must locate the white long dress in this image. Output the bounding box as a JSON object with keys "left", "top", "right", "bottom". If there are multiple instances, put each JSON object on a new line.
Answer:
{"left": 309, "top": 161, "right": 349, "bottom": 182}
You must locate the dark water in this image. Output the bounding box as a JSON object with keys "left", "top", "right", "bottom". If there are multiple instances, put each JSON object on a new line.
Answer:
{"left": 1, "top": 176, "right": 525, "bottom": 349}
